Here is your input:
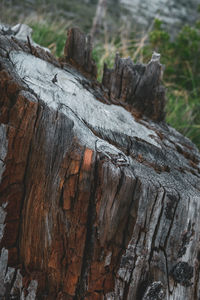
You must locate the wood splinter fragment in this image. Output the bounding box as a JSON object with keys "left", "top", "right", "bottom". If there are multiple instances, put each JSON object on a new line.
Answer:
{"left": 102, "top": 51, "right": 166, "bottom": 122}
{"left": 64, "top": 27, "right": 97, "bottom": 79}
{"left": 64, "top": 27, "right": 165, "bottom": 121}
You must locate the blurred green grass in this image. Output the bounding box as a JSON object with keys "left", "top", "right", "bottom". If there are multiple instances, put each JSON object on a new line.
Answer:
{"left": 31, "top": 22, "right": 67, "bottom": 56}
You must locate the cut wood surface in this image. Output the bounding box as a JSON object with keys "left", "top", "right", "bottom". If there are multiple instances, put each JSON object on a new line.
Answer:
{"left": 0, "top": 25, "right": 200, "bottom": 300}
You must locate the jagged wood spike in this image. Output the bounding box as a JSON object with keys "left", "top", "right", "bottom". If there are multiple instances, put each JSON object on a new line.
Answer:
{"left": 64, "top": 27, "right": 97, "bottom": 79}
{"left": 102, "top": 51, "right": 166, "bottom": 121}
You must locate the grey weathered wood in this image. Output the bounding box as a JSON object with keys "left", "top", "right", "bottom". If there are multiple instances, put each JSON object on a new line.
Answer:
{"left": 102, "top": 52, "right": 166, "bottom": 121}
{"left": 0, "top": 26, "right": 200, "bottom": 300}
{"left": 64, "top": 27, "right": 97, "bottom": 79}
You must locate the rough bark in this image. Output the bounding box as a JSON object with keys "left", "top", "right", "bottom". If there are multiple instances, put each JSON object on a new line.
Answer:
{"left": 0, "top": 26, "right": 200, "bottom": 300}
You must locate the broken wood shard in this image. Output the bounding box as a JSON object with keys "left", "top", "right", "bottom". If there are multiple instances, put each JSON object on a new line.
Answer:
{"left": 64, "top": 27, "right": 97, "bottom": 79}
{"left": 64, "top": 28, "right": 165, "bottom": 121}
{"left": 0, "top": 26, "right": 200, "bottom": 299}
{"left": 102, "top": 51, "right": 166, "bottom": 121}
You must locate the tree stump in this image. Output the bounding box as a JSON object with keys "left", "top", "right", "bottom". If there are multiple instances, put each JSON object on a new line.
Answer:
{"left": 0, "top": 26, "right": 200, "bottom": 300}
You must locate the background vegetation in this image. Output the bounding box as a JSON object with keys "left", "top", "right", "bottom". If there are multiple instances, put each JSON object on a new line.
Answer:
{"left": 0, "top": 1, "right": 200, "bottom": 148}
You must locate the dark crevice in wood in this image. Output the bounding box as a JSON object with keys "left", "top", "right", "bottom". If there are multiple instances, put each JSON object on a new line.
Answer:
{"left": 121, "top": 180, "right": 143, "bottom": 297}
{"left": 16, "top": 102, "right": 40, "bottom": 262}
{"left": 74, "top": 154, "right": 98, "bottom": 299}
{"left": 122, "top": 281, "right": 130, "bottom": 300}
{"left": 110, "top": 170, "right": 125, "bottom": 211}
{"left": 70, "top": 149, "right": 85, "bottom": 213}
{"left": 159, "top": 246, "right": 171, "bottom": 295}
{"left": 114, "top": 176, "right": 139, "bottom": 297}
{"left": 0, "top": 158, "right": 5, "bottom": 165}
{"left": 177, "top": 220, "right": 195, "bottom": 258}
{"left": 135, "top": 277, "right": 149, "bottom": 300}
{"left": 148, "top": 189, "right": 166, "bottom": 265}
{"left": 148, "top": 189, "right": 159, "bottom": 228}
{"left": 122, "top": 175, "right": 138, "bottom": 247}
{"left": 163, "top": 193, "right": 180, "bottom": 251}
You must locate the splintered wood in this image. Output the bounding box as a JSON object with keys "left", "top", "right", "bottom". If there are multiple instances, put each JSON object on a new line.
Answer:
{"left": 0, "top": 25, "right": 200, "bottom": 299}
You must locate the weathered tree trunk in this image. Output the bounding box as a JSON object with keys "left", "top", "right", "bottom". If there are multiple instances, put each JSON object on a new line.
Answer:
{"left": 0, "top": 25, "right": 200, "bottom": 300}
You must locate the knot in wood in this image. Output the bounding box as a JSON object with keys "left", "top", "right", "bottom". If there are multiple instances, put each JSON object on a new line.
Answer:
{"left": 170, "top": 261, "right": 193, "bottom": 286}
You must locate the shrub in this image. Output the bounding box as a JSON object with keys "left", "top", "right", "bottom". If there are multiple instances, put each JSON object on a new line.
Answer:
{"left": 146, "top": 18, "right": 200, "bottom": 148}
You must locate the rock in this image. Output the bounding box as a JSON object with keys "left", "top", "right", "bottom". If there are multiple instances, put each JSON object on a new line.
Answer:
{"left": 119, "top": 0, "right": 199, "bottom": 35}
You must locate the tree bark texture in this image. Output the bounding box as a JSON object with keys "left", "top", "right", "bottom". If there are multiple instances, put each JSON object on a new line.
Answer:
{"left": 0, "top": 26, "right": 200, "bottom": 300}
